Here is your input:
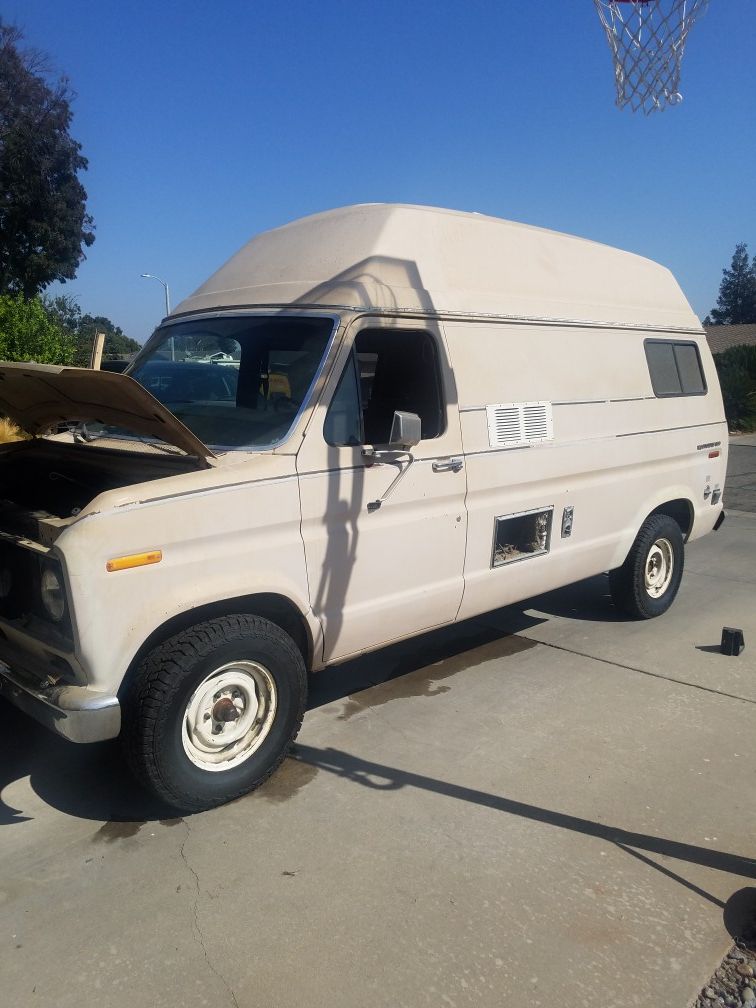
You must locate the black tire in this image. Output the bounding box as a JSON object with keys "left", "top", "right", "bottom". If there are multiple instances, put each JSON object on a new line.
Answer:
{"left": 121, "top": 614, "right": 307, "bottom": 813}
{"left": 609, "top": 514, "right": 684, "bottom": 620}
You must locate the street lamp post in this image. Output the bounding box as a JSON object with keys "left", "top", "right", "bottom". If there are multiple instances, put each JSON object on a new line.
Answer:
{"left": 140, "top": 272, "right": 174, "bottom": 360}
{"left": 140, "top": 273, "right": 171, "bottom": 316}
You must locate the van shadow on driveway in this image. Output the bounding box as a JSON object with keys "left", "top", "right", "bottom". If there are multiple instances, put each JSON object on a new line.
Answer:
{"left": 0, "top": 611, "right": 546, "bottom": 827}
{"left": 2, "top": 571, "right": 755, "bottom": 942}
{"left": 0, "top": 573, "right": 639, "bottom": 828}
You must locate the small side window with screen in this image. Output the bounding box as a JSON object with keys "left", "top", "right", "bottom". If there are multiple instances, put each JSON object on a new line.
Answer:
{"left": 644, "top": 339, "right": 707, "bottom": 397}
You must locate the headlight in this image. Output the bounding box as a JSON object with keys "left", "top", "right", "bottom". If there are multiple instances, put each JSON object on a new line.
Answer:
{"left": 40, "top": 565, "right": 66, "bottom": 622}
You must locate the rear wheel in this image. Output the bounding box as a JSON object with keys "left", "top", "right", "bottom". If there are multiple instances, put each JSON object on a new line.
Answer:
{"left": 122, "top": 614, "right": 306, "bottom": 812}
{"left": 609, "top": 514, "right": 684, "bottom": 619}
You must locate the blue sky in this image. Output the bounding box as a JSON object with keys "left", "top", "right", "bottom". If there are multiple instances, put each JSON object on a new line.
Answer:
{"left": 7, "top": 1, "right": 756, "bottom": 342}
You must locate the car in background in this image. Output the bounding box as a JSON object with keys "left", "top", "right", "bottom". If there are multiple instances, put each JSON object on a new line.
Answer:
{"left": 131, "top": 359, "right": 239, "bottom": 404}
{"left": 100, "top": 359, "right": 131, "bottom": 374}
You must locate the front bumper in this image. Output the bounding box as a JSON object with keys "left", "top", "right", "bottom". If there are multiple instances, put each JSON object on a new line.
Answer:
{"left": 0, "top": 656, "right": 120, "bottom": 744}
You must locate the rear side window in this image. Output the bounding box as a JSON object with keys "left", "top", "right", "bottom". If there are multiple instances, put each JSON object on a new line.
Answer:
{"left": 644, "top": 340, "right": 707, "bottom": 397}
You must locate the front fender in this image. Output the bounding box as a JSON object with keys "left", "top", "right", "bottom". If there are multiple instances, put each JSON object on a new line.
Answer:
{"left": 56, "top": 470, "right": 316, "bottom": 692}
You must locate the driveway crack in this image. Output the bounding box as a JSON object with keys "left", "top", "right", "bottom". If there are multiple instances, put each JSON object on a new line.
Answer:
{"left": 520, "top": 635, "right": 756, "bottom": 705}
{"left": 180, "top": 821, "right": 240, "bottom": 1008}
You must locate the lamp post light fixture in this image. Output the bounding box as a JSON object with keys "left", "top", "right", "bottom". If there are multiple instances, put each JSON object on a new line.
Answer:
{"left": 140, "top": 273, "right": 171, "bottom": 316}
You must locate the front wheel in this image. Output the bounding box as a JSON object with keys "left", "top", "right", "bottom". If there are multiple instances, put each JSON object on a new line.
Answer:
{"left": 122, "top": 614, "right": 307, "bottom": 812}
{"left": 609, "top": 514, "right": 684, "bottom": 620}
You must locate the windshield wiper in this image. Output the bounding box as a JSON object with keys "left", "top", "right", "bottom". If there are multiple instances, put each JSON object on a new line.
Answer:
{"left": 72, "top": 422, "right": 184, "bottom": 456}
{"left": 72, "top": 421, "right": 97, "bottom": 444}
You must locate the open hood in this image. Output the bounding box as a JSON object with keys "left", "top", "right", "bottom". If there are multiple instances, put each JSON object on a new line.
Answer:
{"left": 0, "top": 363, "right": 215, "bottom": 464}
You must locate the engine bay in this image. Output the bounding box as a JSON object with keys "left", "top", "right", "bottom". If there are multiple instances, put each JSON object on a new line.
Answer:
{"left": 0, "top": 437, "right": 199, "bottom": 545}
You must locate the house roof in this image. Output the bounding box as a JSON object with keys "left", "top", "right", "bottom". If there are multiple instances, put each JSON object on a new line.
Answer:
{"left": 705, "top": 324, "right": 756, "bottom": 355}
{"left": 173, "top": 204, "right": 699, "bottom": 331}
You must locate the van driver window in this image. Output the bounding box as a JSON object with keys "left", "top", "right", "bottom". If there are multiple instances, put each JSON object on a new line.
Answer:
{"left": 324, "top": 329, "right": 445, "bottom": 447}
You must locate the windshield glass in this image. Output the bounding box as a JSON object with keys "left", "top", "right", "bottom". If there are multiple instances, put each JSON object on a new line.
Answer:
{"left": 129, "top": 315, "right": 335, "bottom": 450}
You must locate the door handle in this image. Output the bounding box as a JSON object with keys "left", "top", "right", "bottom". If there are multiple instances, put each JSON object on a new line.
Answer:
{"left": 432, "top": 457, "right": 464, "bottom": 473}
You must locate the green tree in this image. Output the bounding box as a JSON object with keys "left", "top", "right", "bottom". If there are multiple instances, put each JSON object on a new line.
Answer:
{"left": 76, "top": 313, "right": 141, "bottom": 364}
{"left": 706, "top": 243, "right": 756, "bottom": 326}
{"left": 43, "top": 295, "right": 140, "bottom": 364}
{"left": 0, "top": 292, "right": 76, "bottom": 364}
{"left": 41, "top": 292, "right": 81, "bottom": 332}
{"left": 714, "top": 345, "right": 756, "bottom": 431}
{"left": 0, "top": 23, "right": 94, "bottom": 297}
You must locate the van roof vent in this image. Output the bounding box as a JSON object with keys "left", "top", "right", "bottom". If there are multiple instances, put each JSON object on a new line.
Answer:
{"left": 486, "top": 401, "right": 553, "bottom": 449}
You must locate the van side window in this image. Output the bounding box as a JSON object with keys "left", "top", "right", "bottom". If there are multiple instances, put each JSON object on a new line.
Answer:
{"left": 323, "top": 351, "right": 362, "bottom": 446}
{"left": 644, "top": 340, "right": 707, "bottom": 397}
{"left": 325, "top": 329, "right": 445, "bottom": 447}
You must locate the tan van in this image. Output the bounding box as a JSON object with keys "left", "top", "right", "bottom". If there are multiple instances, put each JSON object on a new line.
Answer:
{"left": 0, "top": 205, "right": 727, "bottom": 812}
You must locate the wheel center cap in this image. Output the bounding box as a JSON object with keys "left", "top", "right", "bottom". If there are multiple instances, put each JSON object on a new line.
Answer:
{"left": 212, "top": 697, "right": 240, "bottom": 722}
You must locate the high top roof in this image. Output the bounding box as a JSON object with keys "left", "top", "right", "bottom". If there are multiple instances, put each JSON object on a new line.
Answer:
{"left": 174, "top": 204, "right": 699, "bottom": 330}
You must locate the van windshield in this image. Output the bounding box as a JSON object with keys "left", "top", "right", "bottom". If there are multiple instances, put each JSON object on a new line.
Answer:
{"left": 130, "top": 315, "right": 335, "bottom": 450}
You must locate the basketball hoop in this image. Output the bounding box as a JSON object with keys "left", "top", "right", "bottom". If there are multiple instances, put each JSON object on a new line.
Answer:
{"left": 593, "top": 0, "right": 709, "bottom": 114}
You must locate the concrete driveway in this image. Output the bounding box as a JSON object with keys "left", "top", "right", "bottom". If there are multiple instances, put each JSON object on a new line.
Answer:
{"left": 1, "top": 443, "right": 755, "bottom": 1008}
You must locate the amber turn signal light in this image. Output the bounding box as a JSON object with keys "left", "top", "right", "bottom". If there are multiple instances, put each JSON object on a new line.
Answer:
{"left": 106, "top": 550, "right": 162, "bottom": 572}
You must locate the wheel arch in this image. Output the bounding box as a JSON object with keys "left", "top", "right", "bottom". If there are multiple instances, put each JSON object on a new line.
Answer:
{"left": 118, "top": 592, "right": 316, "bottom": 704}
{"left": 610, "top": 494, "right": 695, "bottom": 572}
{"left": 649, "top": 498, "right": 694, "bottom": 541}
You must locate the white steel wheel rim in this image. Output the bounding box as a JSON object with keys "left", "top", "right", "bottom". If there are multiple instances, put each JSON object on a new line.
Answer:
{"left": 182, "top": 661, "right": 277, "bottom": 772}
{"left": 644, "top": 538, "right": 674, "bottom": 599}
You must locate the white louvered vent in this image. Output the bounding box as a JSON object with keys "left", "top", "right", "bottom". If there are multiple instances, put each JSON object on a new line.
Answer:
{"left": 486, "top": 401, "right": 553, "bottom": 448}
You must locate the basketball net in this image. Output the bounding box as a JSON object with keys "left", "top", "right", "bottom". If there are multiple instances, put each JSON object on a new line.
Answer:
{"left": 594, "top": 0, "right": 709, "bottom": 114}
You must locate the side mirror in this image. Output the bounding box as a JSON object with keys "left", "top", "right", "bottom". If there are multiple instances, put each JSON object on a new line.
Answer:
{"left": 361, "top": 410, "right": 422, "bottom": 468}
{"left": 388, "top": 411, "right": 422, "bottom": 450}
